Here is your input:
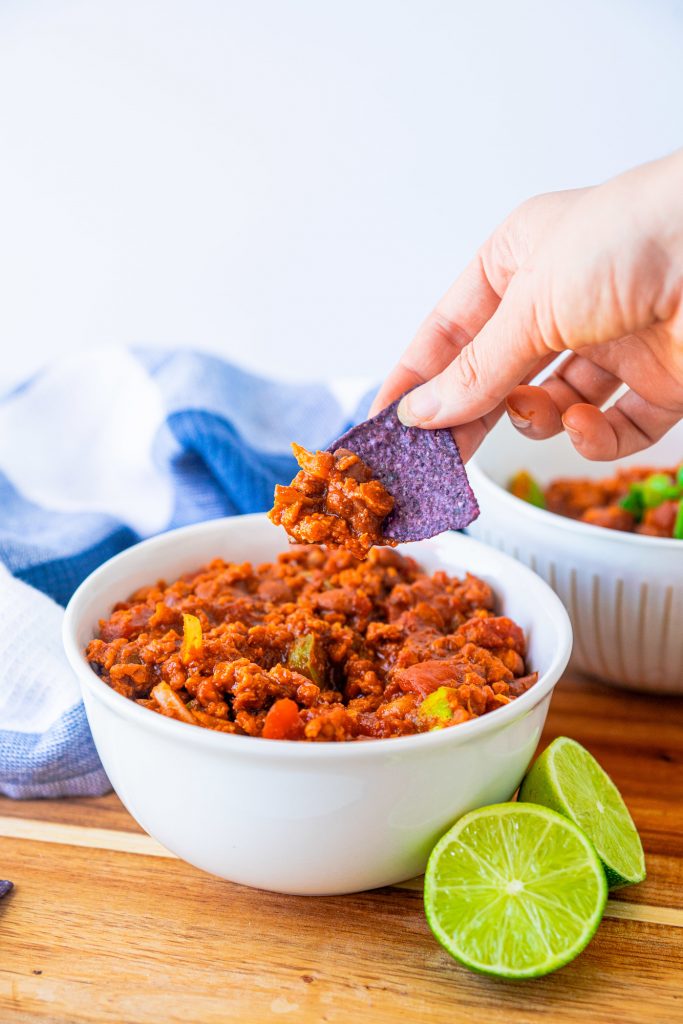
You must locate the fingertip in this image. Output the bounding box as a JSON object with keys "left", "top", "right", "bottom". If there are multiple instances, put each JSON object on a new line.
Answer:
{"left": 396, "top": 396, "right": 413, "bottom": 426}
{"left": 370, "top": 366, "right": 424, "bottom": 419}
{"left": 396, "top": 382, "right": 441, "bottom": 427}
{"left": 560, "top": 402, "right": 591, "bottom": 434}
{"left": 561, "top": 404, "right": 618, "bottom": 460}
{"left": 506, "top": 384, "right": 563, "bottom": 439}
{"left": 505, "top": 397, "right": 533, "bottom": 432}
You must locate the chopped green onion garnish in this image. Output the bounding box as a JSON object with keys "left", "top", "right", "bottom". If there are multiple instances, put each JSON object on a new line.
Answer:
{"left": 676, "top": 465, "right": 683, "bottom": 490}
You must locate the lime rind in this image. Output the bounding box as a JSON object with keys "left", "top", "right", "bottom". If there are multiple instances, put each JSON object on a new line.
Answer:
{"left": 424, "top": 803, "right": 607, "bottom": 979}
{"left": 519, "top": 737, "right": 646, "bottom": 888}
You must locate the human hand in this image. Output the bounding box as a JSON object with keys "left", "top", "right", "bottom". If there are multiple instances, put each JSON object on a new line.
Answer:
{"left": 371, "top": 150, "right": 683, "bottom": 462}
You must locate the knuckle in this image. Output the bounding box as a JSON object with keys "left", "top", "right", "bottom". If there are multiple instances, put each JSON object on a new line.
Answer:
{"left": 396, "top": 355, "right": 425, "bottom": 386}
{"left": 427, "top": 310, "right": 470, "bottom": 352}
{"left": 480, "top": 234, "right": 515, "bottom": 295}
{"left": 452, "top": 344, "right": 482, "bottom": 393}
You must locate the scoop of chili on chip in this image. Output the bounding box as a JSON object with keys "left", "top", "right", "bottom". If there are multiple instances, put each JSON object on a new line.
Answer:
{"left": 268, "top": 397, "right": 479, "bottom": 557}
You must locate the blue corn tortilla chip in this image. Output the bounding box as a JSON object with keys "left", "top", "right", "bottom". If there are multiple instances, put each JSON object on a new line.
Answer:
{"left": 0, "top": 880, "right": 13, "bottom": 899}
{"left": 328, "top": 398, "right": 479, "bottom": 542}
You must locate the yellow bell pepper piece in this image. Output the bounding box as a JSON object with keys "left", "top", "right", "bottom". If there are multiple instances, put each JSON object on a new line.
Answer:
{"left": 180, "top": 612, "right": 203, "bottom": 665}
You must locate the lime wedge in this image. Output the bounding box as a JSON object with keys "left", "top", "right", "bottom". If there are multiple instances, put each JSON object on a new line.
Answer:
{"left": 424, "top": 803, "right": 607, "bottom": 978}
{"left": 519, "top": 737, "right": 646, "bottom": 888}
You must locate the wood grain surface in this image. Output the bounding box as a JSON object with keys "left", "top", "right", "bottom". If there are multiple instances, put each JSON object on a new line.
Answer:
{"left": 1, "top": 672, "right": 681, "bottom": 1024}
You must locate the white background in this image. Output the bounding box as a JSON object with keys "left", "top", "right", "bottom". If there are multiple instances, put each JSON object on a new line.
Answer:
{"left": 0, "top": 0, "right": 682, "bottom": 393}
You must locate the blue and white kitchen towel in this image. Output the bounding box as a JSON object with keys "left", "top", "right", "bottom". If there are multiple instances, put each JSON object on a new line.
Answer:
{"left": 0, "top": 348, "right": 372, "bottom": 798}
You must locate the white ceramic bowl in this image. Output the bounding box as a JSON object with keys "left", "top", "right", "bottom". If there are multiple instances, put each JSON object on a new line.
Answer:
{"left": 468, "top": 419, "right": 683, "bottom": 695}
{"left": 63, "top": 514, "right": 571, "bottom": 895}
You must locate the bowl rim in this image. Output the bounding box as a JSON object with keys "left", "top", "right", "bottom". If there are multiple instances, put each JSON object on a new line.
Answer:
{"left": 62, "top": 514, "right": 572, "bottom": 760}
{"left": 468, "top": 458, "right": 683, "bottom": 552}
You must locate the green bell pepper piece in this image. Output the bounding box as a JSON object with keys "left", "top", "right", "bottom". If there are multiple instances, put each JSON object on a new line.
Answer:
{"left": 619, "top": 484, "right": 645, "bottom": 521}
{"left": 674, "top": 500, "right": 683, "bottom": 540}
{"left": 287, "top": 634, "right": 326, "bottom": 686}
{"left": 641, "top": 473, "right": 679, "bottom": 508}
{"left": 417, "top": 687, "right": 459, "bottom": 730}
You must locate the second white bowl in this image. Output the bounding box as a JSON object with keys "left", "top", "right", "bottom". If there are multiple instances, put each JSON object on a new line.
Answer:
{"left": 468, "top": 419, "right": 683, "bottom": 694}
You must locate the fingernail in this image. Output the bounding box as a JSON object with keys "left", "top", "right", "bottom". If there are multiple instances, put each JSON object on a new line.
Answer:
{"left": 506, "top": 401, "right": 532, "bottom": 431}
{"left": 397, "top": 384, "right": 440, "bottom": 427}
{"left": 563, "top": 421, "right": 583, "bottom": 446}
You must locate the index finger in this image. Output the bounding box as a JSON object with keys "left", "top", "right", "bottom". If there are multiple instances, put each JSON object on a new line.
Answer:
{"left": 369, "top": 251, "right": 502, "bottom": 416}
{"left": 372, "top": 189, "right": 587, "bottom": 418}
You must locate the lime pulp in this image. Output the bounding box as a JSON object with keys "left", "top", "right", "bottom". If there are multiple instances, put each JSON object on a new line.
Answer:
{"left": 518, "top": 737, "right": 646, "bottom": 888}
{"left": 424, "top": 802, "right": 607, "bottom": 979}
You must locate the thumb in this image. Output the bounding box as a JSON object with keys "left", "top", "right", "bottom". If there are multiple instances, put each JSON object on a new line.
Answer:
{"left": 396, "top": 275, "right": 555, "bottom": 429}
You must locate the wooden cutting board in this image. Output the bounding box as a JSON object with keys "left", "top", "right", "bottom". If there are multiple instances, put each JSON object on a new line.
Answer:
{"left": 0, "top": 671, "right": 681, "bottom": 1024}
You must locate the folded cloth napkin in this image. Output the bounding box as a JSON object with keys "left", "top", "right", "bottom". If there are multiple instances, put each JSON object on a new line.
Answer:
{"left": 0, "top": 347, "right": 372, "bottom": 798}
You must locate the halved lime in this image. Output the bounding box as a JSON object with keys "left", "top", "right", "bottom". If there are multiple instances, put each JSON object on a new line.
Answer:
{"left": 519, "top": 737, "right": 646, "bottom": 888}
{"left": 424, "top": 803, "right": 607, "bottom": 979}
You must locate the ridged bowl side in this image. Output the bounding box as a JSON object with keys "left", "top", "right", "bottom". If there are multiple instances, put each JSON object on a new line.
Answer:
{"left": 468, "top": 521, "right": 683, "bottom": 694}
{"left": 467, "top": 417, "right": 683, "bottom": 696}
